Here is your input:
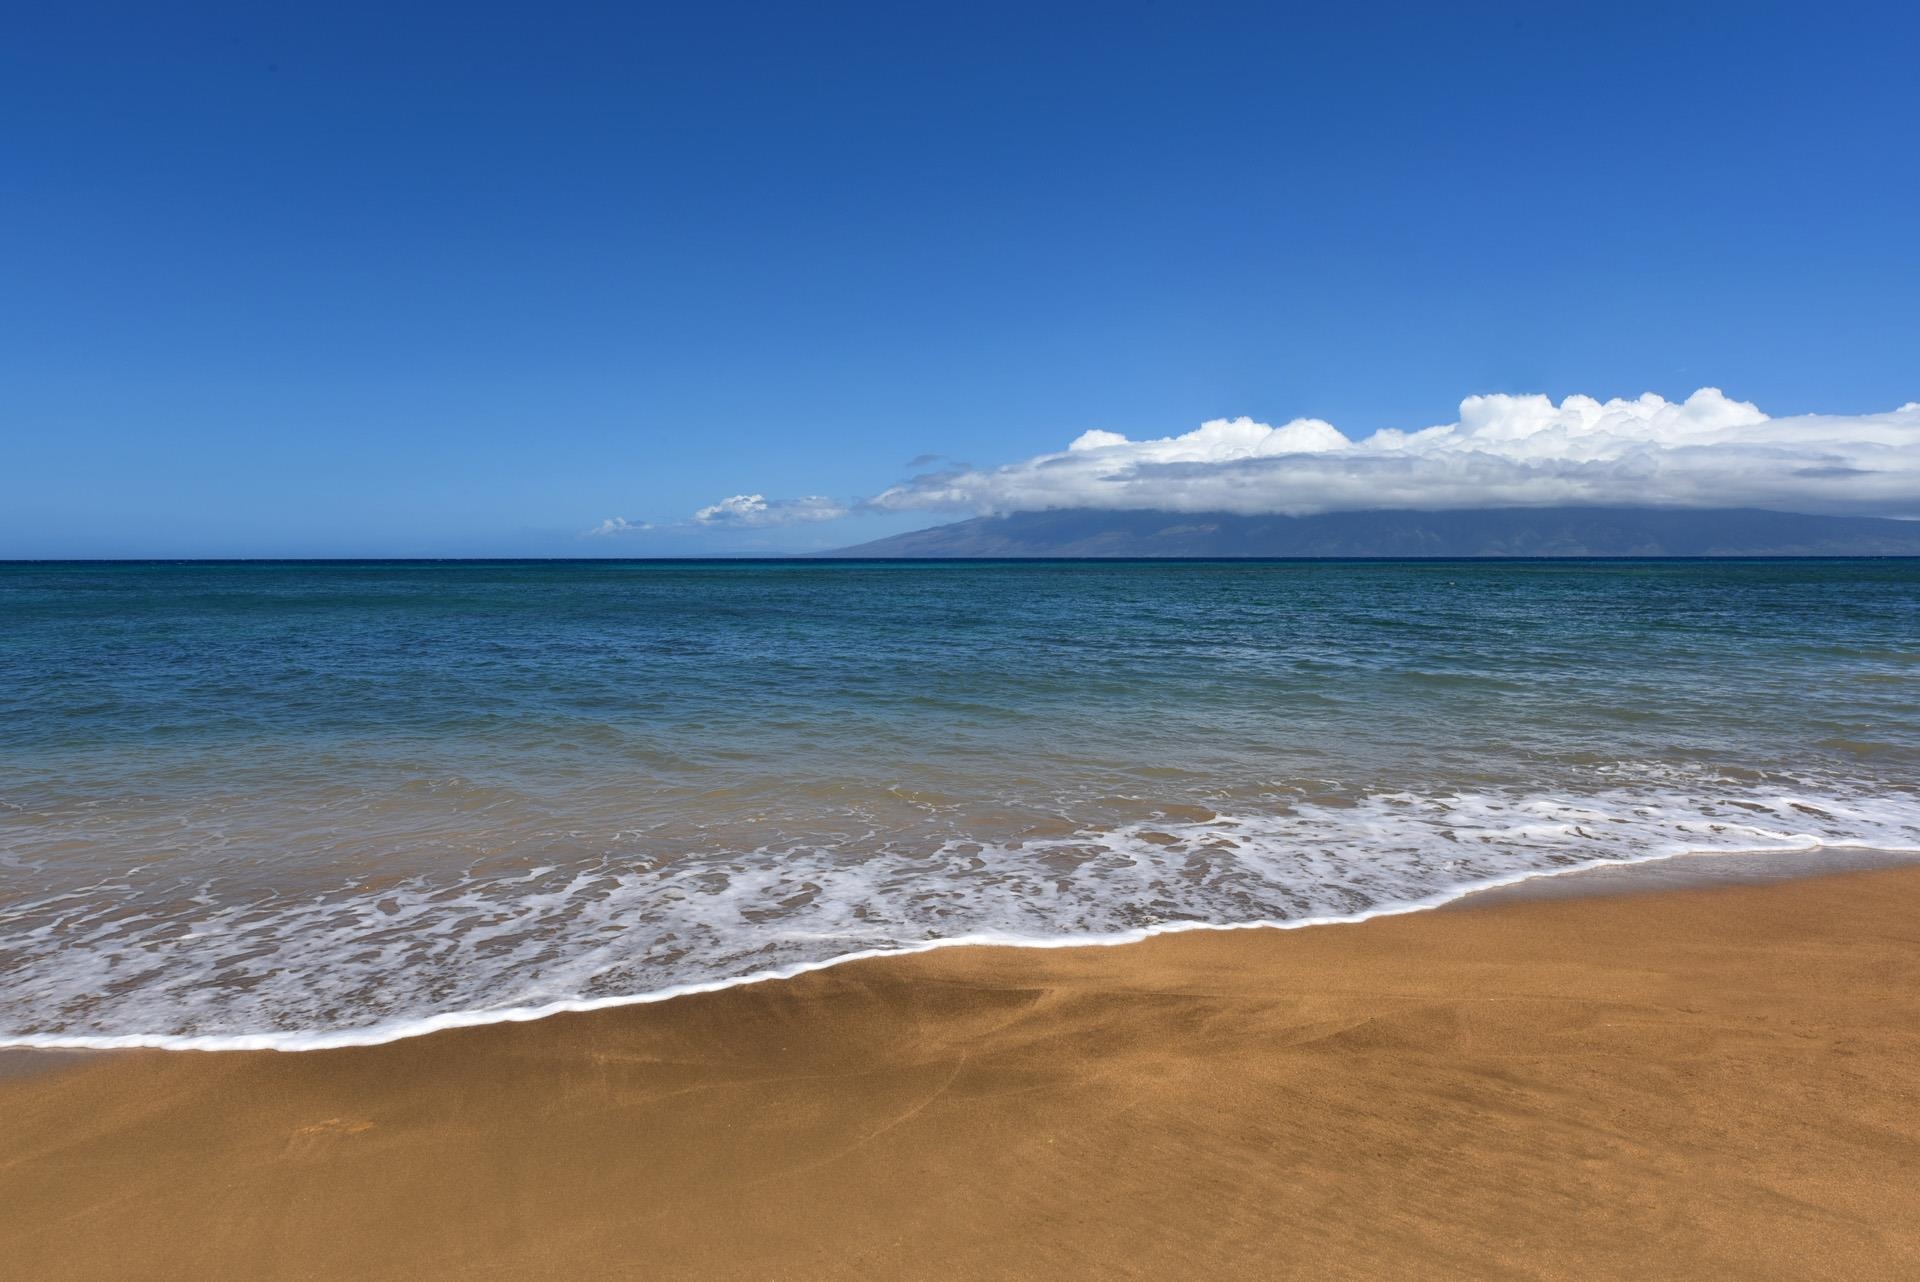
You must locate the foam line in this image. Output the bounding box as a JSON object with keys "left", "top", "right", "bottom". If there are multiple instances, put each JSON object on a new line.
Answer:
{"left": 6, "top": 839, "right": 1912, "bottom": 1055}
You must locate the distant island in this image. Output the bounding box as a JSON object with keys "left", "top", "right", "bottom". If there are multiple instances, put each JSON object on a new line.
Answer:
{"left": 830, "top": 507, "right": 1920, "bottom": 558}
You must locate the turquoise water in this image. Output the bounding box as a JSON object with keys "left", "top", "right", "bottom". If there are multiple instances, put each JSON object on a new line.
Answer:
{"left": 3, "top": 559, "right": 1918, "bottom": 1047}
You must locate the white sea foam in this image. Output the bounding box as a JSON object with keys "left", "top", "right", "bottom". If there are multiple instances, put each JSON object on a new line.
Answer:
{"left": 3, "top": 775, "right": 1917, "bottom": 1052}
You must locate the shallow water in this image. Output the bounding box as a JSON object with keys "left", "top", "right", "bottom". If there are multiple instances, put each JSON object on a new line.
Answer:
{"left": 3, "top": 559, "right": 1917, "bottom": 1048}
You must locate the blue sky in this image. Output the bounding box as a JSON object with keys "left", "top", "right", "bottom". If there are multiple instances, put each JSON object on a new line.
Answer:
{"left": 4, "top": 1, "right": 1917, "bottom": 556}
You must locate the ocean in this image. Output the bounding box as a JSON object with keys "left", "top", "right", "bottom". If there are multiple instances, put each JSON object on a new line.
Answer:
{"left": 3, "top": 558, "right": 1917, "bottom": 1049}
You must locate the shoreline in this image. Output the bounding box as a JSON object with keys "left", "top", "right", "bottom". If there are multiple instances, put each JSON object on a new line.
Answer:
{"left": 5, "top": 860, "right": 1919, "bottom": 1279}
{"left": 4, "top": 840, "right": 1915, "bottom": 1057}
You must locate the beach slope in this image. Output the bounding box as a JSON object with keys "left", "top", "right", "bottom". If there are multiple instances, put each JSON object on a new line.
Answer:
{"left": 4, "top": 866, "right": 1918, "bottom": 1280}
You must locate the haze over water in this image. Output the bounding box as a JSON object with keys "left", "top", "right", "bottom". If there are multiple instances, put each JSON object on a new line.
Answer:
{"left": 3, "top": 559, "right": 1917, "bottom": 1048}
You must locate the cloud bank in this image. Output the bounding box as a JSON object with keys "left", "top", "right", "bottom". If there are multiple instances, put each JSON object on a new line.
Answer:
{"left": 604, "top": 389, "right": 1920, "bottom": 536}
{"left": 860, "top": 389, "right": 1920, "bottom": 520}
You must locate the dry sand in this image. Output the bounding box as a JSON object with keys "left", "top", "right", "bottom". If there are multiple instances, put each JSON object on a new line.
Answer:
{"left": 3, "top": 864, "right": 1919, "bottom": 1280}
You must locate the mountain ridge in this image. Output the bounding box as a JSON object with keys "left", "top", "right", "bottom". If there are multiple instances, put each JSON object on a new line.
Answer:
{"left": 829, "top": 507, "right": 1920, "bottom": 558}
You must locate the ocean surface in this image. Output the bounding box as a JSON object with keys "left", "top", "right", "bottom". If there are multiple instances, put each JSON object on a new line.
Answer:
{"left": 3, "top": 559, "right": 1918, "bottom": 1050}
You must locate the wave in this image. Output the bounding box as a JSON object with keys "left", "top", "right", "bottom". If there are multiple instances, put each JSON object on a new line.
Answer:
{"left": 5, "top": 838, "right": 1916, "bottom": 1054}
{"left": 4, "top": 774, "right": 1918, "bottom": 1053}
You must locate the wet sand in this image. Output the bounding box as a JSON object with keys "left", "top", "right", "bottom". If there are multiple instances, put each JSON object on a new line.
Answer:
{"left": 3, "top": 862, "right": 1919, "bottom": 1281}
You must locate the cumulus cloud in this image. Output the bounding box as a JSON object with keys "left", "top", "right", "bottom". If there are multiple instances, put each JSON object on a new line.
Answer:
{"left": 692, "top": 493, "right": 850, "bottom": 527}
{"left": 583, "top": 516, "right": 651, "bottom": 536}
{"left": 859, "top": 390, "right": 1920, "bottom": 519}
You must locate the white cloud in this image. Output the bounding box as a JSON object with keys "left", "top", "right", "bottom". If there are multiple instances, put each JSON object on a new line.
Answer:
{"left": 862, "top": 390, "right": 1920, "bottom": 518}
{"left": 584, "top": 516, "right": 651, "bottom": 536}
{"left": 692, "top": 493, "right": 850, "bottom": 527}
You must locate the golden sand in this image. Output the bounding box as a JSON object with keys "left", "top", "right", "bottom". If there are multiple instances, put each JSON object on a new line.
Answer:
{"left": 4, "top": 866, "right": 1918, "bottom": 1280}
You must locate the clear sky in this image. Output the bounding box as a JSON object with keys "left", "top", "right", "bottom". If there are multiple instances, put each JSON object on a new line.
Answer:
{"left": 5, "top": 1, "right": 1917, "bottom": 556}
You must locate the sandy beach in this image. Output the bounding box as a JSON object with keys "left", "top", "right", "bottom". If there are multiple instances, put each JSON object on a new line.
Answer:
{"left": 3, "top": 862, "right": 1918, "bottom": 1281}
